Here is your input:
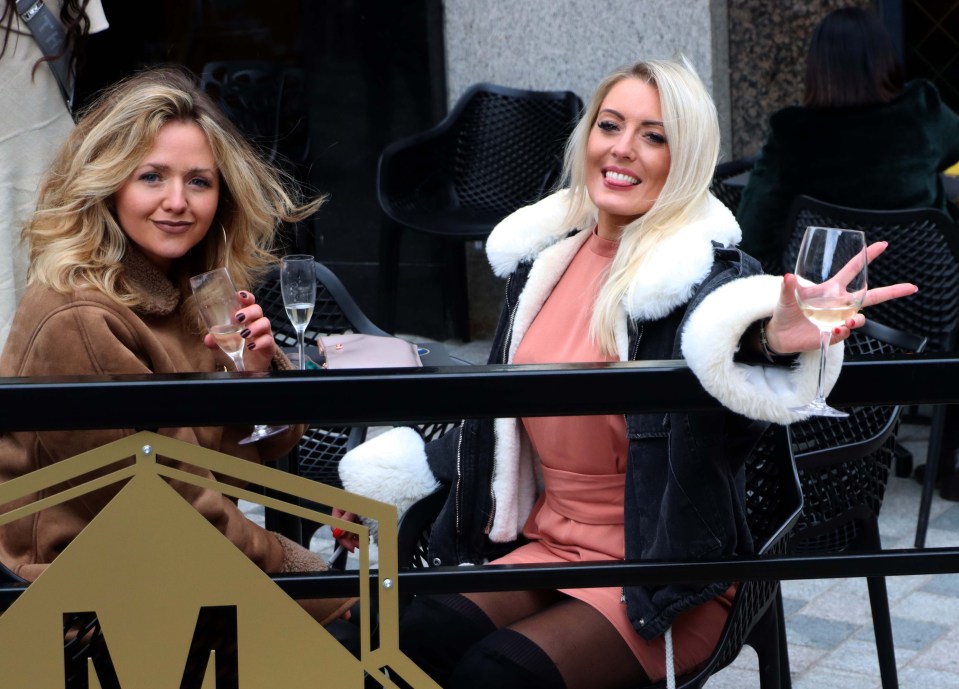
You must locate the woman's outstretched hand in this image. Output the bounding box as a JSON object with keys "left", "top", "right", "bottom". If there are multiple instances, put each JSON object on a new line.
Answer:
{"left": 202, "top": 290, "right": 278, "bottom": 371}
{"left": 764, "top": 241, "right": 918, "bottom": 354}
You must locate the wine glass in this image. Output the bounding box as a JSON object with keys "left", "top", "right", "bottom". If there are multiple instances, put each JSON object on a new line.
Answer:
{"left": 279, "top": 254, "right": 316, "bottom": 370}
{"left": 791, "top": 226, "right": 868, "bottom": 418}
{"left": 190, "top": 267, "right": 290, "bottom": 444}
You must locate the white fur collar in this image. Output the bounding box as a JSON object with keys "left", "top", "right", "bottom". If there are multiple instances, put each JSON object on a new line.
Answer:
{"left": 486, "top": 190, "right": 742, "bottom": 323}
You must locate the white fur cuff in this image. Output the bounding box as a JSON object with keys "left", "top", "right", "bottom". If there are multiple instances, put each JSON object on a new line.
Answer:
{"left": 681, "top": 274, "right": 844, "bottom": 425}
{"left": 338, "top": 426, "right": 440, "bottom": 515}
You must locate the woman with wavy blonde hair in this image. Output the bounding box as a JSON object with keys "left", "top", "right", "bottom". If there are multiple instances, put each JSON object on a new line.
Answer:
{"left": 0, "top": 66, "right": 354, "bottom": 626}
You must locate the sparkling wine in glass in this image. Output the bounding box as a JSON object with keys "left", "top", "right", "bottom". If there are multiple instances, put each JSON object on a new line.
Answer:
{"left": 190, "top": 267, "right": 290, "bottom": 444}
{"left": 791, "top": 226, "right": 868, "bottom": 418}
{"left": 279, "top": 254, "right": 316, "bottom": 370}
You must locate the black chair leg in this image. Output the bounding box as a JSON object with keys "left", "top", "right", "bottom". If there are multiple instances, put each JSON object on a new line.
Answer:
{"left": 775, "top": 586, "right": 792, "bottom": 689}
{"left": 862, "top": 518, "right": 898, "bottom": 689}
{"left": 378, "top": 218, "right": 403, "bottom": 334}
{"left": 916, "top": 404, "right": 947, "bottom": 547}
{"left": 749, "top": 591, "right": 784, "bottom": 689}
{"left": 866, "top": 576, "right": 899, "bottom": 689}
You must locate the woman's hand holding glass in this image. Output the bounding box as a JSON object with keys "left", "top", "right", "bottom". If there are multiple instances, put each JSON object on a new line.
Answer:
{"left": 200, "top": 291, "right": 279, "bottom": 372}
{"left": 764, "top": 240, "right": 918, "bottom": 355}
{"left": 190, "top": 266, "right": 289, "bottom": 443}
{"left": 763, "top": 237, "right": 918, "bottom": 417}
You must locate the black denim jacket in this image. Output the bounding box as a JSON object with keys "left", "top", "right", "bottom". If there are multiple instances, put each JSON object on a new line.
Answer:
{"left": 423, "top": 243, "right": 767, "bottom": 639}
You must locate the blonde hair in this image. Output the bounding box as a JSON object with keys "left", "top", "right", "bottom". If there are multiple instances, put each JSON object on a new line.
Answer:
{"left": 560, "top": 57, "right": 720, "bottom": 355}
{"left": 24, "top": 66, "right": 324, "bottom": 329}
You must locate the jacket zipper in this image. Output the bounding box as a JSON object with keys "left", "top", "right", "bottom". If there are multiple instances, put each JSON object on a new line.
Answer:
{"left": 454, "top": 427, "right": 465, "bottom": 533}
{"left": 623, "top": 322, "right": 644, "bottom": 604}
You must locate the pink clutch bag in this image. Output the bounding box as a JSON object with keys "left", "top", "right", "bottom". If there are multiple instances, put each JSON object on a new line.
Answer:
{"left": 317, "top": 334, "right": 423, "bottom": 369}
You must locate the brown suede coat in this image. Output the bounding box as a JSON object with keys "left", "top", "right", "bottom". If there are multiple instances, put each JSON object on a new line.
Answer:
{"left": 0, "top": 249, "right": 309, "bottom": 581}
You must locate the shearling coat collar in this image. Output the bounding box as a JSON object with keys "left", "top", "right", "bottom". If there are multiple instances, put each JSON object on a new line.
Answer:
{"left": 121, "top": 247, "right": 181, "bottom": 317}
{"left": 486, "top": 190, "right": 742, "bottom": 323}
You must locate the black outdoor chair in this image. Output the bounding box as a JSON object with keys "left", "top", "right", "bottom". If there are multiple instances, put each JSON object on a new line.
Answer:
{"left": 785, "top": 319, "right": 927, "bottom": 689}
{"left": 782, "top": 195, "right": 959, "bottom": 547}
{"left": 396, "top": 423, "right": 805, "bottom": 689}
{"left": 710, "top": 155, "right": 757, "bottom": 215}
{"left": 258, "top": 261, "right": 458, "bottom": 547}
{"left": 376, "top": 82, "right": 583, "bottom": 341}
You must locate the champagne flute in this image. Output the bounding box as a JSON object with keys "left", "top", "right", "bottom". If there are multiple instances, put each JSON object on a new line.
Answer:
{"left": 190, "top": 267, "right": 290, "bottom": 444}
{"left": 279, "top": 254, "right": 316, "bottom": 370}
{"left": 791, "top": 226, "right": 868, "bottom": 418}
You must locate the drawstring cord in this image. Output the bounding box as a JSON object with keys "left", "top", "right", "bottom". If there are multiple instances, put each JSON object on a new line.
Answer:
{"left": 665, "top": 625, "right": 676, "bottom": 689}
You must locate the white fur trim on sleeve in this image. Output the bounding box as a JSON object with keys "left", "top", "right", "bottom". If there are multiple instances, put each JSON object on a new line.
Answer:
{"left": 681, "top": 274, "right": 844, "bottom": 424}
{"left": 338, "top": 426, "right": 440, "bottom": 515}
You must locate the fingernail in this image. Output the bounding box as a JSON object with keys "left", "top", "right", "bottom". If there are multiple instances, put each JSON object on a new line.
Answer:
{"left": 246, "top": 342, "right": 256, "bottom": 350}
{"left": 833, "top": 327, "right": 841, "bottom": 335}
{"left": 240, "top": 328, "right": 251, "bottom": 338}
{"left": 239, "top": 291, "right": 249, "bottom": 299}
{"left": 235, "top": 312, "right": 246, "bottom": 322}
{"left": 332, "top": 528, "right": 344, "bottom": 539}
{"left": 784, "top": 273, "right": 793, "bottom": 279}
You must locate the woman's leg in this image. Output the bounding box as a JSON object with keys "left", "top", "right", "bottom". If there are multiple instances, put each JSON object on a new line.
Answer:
{"left": 399, "top": 589, "right": 563, "bottom": 686}
{"left": 450, "top": 595, "right": 649, "bottom": 689}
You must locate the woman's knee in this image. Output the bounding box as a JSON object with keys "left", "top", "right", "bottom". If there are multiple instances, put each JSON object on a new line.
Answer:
{"left": 448, "top": 628, "right": 566, "bottom": 689}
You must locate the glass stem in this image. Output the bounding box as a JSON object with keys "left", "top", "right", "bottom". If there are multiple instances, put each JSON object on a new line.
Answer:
{"left": 815, "top": 329, "right": 831, "bottom": 403}
{"left": 297, "top": 332, "right": 306, "bottom": 371}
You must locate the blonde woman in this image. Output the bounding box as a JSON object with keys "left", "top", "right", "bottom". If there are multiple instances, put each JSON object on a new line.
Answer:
{"left": 0, "top": 67, "right": 352, "bottom": 624}
{"left": 336, "top": 58, "right": 916, "bottom": 687}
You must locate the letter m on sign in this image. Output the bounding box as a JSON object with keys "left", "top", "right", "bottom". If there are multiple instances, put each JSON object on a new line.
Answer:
{"left": 63, "top": 606, "right": 239, "bottom": 688}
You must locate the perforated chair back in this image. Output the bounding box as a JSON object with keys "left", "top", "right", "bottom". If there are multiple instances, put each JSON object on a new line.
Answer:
{"left": 710, "top": 156, "right": 756, "bottom": 214}
{"left": 788, "top": 320, "right": 927, "bottom": 553}
{"left": 376, "top": 84, "right": 583, "bottom": 340}
{"left": 782, "top": 195, "right": 959, "bottom": 353}
{"left": 378, "top": 83, "right": 583, "bottom": 235}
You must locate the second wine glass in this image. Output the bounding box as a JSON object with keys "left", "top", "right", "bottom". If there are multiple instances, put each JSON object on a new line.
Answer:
{"left": 791, "top": 226, "right": 868, "bottom": 418}
{"left": 190, "top": 266, "right": 290, "bottom": 444}
{"left": 280, "top": 255, "right": 317, "bottom": 370}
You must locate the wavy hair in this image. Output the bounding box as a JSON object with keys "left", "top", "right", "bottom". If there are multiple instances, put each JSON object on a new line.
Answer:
{"left": 560, "top": 57, "right": 720, "bottom": 355}
{"left": 24, "top": 65, "right": 325, "bottom": 328}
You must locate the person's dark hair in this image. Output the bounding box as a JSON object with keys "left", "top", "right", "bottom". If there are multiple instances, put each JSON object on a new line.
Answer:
{"left": 1, "top": 0, "right": 92, "bottom": 74}
{"left": 803, "top": 6, "right": 905, "bottom": 108}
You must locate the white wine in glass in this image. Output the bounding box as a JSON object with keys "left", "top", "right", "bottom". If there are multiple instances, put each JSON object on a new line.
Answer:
{"left": 190, "top": 266, "right": 290, "bottom": 444}
{"left": 279, "top": 254, "right": 317, "bottom": 370}
{"left": 790, "top": 226, "right": 868, "bottom": 418}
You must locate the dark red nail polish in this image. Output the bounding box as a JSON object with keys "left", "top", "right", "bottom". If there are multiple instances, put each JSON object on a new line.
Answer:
{"left": 239, "top": 291, "right": 249, "bottom": 299}
{"left": 833, "top": 327, "right": 841, "bottom": 335}
{"left": 240, "top": 328, "right": 251, "bottom": 338}
{"left": 246, "top": 342, "right": 256, "bottom": 350}
{"left": 235, "top": 312, "right": 245, "bottom": 322}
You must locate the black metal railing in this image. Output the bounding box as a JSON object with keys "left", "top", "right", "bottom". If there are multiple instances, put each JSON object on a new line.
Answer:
{"left": 1, "top": 354, "right": 959, "bottom": 609}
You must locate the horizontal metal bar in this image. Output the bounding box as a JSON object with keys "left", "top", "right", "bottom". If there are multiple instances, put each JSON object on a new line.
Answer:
{"left": 3, "top": 547, "right": 957, "bottom": 608}
{"left": 1, "top": 355, "right": 957, "bottom": 432}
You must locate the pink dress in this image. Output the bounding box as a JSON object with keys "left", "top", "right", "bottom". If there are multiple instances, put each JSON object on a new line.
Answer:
{"left": 492, "top": 228, "right": 735, "bottom": 680}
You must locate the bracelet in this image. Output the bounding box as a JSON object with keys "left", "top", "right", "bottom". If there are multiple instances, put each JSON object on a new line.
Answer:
{"left": 758, "top": 317, "right": 783, "bottom": 363}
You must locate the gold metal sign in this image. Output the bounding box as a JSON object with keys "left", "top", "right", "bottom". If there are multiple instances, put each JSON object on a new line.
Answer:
{"left": 0, "top": 432, "right": 439, "bottom": 688}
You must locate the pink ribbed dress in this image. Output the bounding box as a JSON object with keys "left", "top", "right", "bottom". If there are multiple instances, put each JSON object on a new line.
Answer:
{"left": 492, "top": 228, "right": 735, "bottom": 680}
